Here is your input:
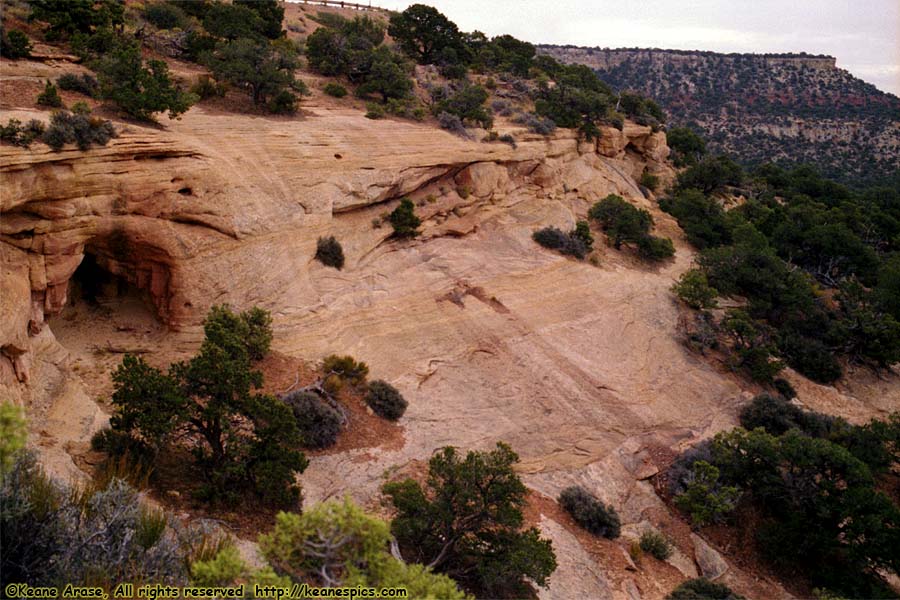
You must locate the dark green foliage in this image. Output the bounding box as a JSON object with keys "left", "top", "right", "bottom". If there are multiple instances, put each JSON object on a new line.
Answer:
{"left": 388, "top": 4, "right": 466, "bottom": 66}
{"left": 70, "top": 25, "right": 122, "bottom": 63}
{"left": 558, "top": 486, "right": 621, "bottom": 539}
{"left": 267, "top": 90, "right": 297, "bottom": 114}
{"left": 365, "top": 380, "right": 408, "bottom": 421}
{"left": 202, "top": 38, "right": 299, "bottom": 109}
{"left": 202, "top": 2, "right": 264, "bottom": 41}
{"left": 666, "top": 126, "right": 707, "bottom": 167}
{"left": 305, "top": 16, "right": 413, "bottom": 107}
{"left": 673, "top": 461, "right": 740, "bottom": 526}
{"left": 354, "top": 47, "right": 413, "bottom": 103}
{"left": 30, "top": 0, "right": 124, "bottom": 39}
{"left": 739, "top": 393, "right": 816, "bottom": 435}
{"left": 234, "top": 0, "right": 284, "bottom": 40}
{"left": 589, "top": 194, "right": 654, "bottom": 249}
{"left": 637, "top": 235, "right": 675, "bottom": 261}
{"left": 772, "top": 377, "right": 796, "bottom": 399}
{"left": 435, "top": 84, "right": 492, "bottom": 128}
{"left": 639, "top": 531, "right": 673, "bottom": 560}
{"left": 669, "top": 421, "right": 900, "bottom": 596}
{"left": 666, "top": 578, "right": 745, "bottom": 600}
{"left": 534, "top": 62, "right": 614, "bottom": 140}
{"left": 168, "top": 0, "right": 211, "bottom": 20}
{"left": 388, "top": 198, "right": 421, "bottom": 238}
{"left": 144, "top": 2, "right": 187, "bottom": 30}
{"left": 37, "top": 81, "right": 64, "bottom": 108}
{"left": 0, "top": 118, "right": 46, "bottom": 148}
{"left": 315, "top": 236, "right": 345, "bottom": 270}
{"left": 1, "top": 28, "right": 33, "bottom": 59}
{"left": 572, "top": 220, "right": 594, "bottom": 251}
{"left": 470, "top": 34, "right": 535, "bottom": 77}
{"left": 672, "top": 269, "right": 718, "bottom": 309}
{"left": 57, "top": 72, "right": 99, "bottom": 97}
{"left": 383, "top": 443, "right": 557, "bottom": 596}
{"left": 720, "top": 309, "right": 784, "bottom": 383}
{"left": 96, "top": 43, "right": 195, "bottom": 120}
{"left": 323, "top": 82, "right": 348, "bottom": 98}
{"left": 41, "top": 109, "right": 116, "bottom": 151}
{"left": 676, "top": 155, "right": 744, "bottom": 195}
{"left": 532, "top": 226, "right": 590, "bottom": 260}
{"left": 283, "top": 391, "right": 343, "bottom": 449}
{"left": 876, "top": 253, "right": 900, "bottom": 320}
{"left": 618, "top": 91, "right": 666, "bottom": 127}
{"left": 108, "top": 305, "right": 305, "bottom": 507}
{"left": 1, "top": 453, "right": 188, "bottom": 587}
{"left": 659, "top": 188, "right": 731, "bottom": 249}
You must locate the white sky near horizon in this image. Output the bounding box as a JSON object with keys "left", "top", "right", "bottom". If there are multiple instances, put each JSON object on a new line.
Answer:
{"left": 354, "top": 0, "right": 900, "bottom": 95}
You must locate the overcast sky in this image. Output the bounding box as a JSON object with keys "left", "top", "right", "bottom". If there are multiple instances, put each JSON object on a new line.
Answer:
{"left": 370, "top": 0, "right": 900, "bottom": 95}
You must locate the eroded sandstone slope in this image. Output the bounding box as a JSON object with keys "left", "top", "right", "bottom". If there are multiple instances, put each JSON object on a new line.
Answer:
{"left": 2, "top": 75, "right": 895, "bottom": 598}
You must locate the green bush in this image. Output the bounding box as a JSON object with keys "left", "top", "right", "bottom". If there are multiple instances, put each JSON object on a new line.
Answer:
{"left": 1, "top": 453, "right": 188, "bottom": 587}
{"left": 97, "top": 43, "right": 195, "bottom": 120}
{"left": 258, "top": 498, "right": 467, "bottom": 597}
{"left": 639, "top": 530, "right": 673, "bottom": 560}
{"left": 315, "top": 236, "right": 345, "bottom": 270}
{"left": 57, "top": 72, "right": 99, "bottom": 97}
{"left": 388, "top": 198, "right": 421, "bottom": 238}
{"left": 201, "top": 38, "right": 298, "bottom": 111}
{"left": 675, "top": 155, "right": 743, "bottom": 195}
{"left": 666, "top": 578, "right": 744, "bottom": 600}
{"left": 1, "top": 28, "right": 33, "bottom": 59}
{"left": 0, "top": 118, "right": 46, "bottom": 148}
{"left": 435, "top": 84, "right": 492, "bottom": 128}
{"left": 637, "top": 235, "right": 675, "bottom": 261}
{"left": 739, "top": 393, "right": 840, "bottom": 439}
{"left": 589, "top": 194, "right": 652, "bottom": 249}
{"left": 365, "top": 102, "right": 386, "bottom": 119}
{"left": 267, "top": 89, "right": 297, "bottom": 115}
{"left": 144, "top": 3, "right": 187, "bottom": 30}
{"left": 666, "top": 127, "right": 707, "bottom": 167}
{"left": 42, "top": 109, "right": 116, "bottom": 151}
{"left": 388, "top": 4, "right": 466, "bottom": 65}
{"left": 322, "top": 354, "right": 369, "bottom": 387}
{"left": 658, "top": 188, "right": 731, "bottom": 249}
{"left": 37, "top": 81, "right": 64, "bottom": 108}
{"left": 365, "top": 380, "right": 407, "bottom": 421}
{"left": 30, "top": 0, "right": 125, "bottom": 39}
{"left": 384, "top": 442, "right": 556, "bottom": 597}
{"left": 773, "top": 377, "right": 797, "bottom": 399}
{"left": 674, "top": 461, "right": 740, "bottom": 526}
{"left": 670, "top": 424, "right": 900, "bottom": 596}
{"left": 283, "top": 391, "right": 343, "bottom": 450}
{"left": 572, "top": 220, "right": 594, "bottom": 250}
{"left": 323, "top": 82, "right": 348, "bottom": 98}
{"left": 672, "top": 269, "right": 718, "bottom": 309}
{"left": 532, "top": 226, "right": 589, "bottom": 260}
{"left": 108, "top": 305, "right": 305, "bottom": 507}
{"left": 0, "top": 402, "right": 26, "bottom": 476}
{"left": 558, "top": 486, "right": 621, "bottom": 539}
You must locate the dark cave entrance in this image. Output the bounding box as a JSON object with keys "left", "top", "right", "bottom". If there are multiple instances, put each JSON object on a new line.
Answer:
{"left": 52, "top": 242, "right": 166, "bottom": 351}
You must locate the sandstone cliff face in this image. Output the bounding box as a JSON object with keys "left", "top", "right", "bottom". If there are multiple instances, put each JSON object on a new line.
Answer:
{"left": 6, "top": 93, "right": 888, "bottom": 598}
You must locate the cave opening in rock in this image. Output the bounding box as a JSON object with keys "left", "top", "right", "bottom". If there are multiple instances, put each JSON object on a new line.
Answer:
{"left": 51, "top": 244, "right": 165, "bottom": 363}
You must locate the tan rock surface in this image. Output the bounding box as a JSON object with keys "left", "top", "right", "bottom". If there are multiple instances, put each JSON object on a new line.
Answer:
{"left": 0, "top": 66, "right": 891, "bottom": 599}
